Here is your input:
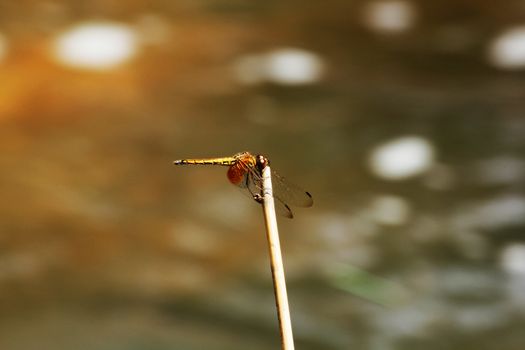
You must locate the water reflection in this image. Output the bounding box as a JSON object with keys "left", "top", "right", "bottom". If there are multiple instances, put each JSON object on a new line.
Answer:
{"left": 362, "top": 0, "right": 416, "bottom": 34}
{"left": 53, "top": 22, "right": 139, "bottom": 70}
{"left": 368, "top": 136, "right": 435, "bottom": 180}
{"left": 488, "top": 26, "right": 525, "bottom": 69}
{"left": 1, "top": 1, "right": 525, "bottom": 350}
{"left": 0, "top": 32, "right": 8, "bottom": 63}
{"left": 233, "top": 48, "right": 324, "bottom": 85}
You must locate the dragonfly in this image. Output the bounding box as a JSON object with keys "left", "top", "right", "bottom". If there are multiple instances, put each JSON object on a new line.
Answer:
{"left": 173, "top": 151, "right": 313, "bottom": 218}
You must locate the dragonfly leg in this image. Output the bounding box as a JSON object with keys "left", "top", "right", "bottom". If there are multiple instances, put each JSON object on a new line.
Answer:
{"left": 253, "top": 193, "right": 263, "bottom": 203}
{"left": 245, "top": 172, "right": 264, "bottom": 203}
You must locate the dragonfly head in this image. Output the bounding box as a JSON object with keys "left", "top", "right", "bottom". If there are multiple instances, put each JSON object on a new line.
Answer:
{"left": 255, "top": 154, "right": 269, "bottom": 173}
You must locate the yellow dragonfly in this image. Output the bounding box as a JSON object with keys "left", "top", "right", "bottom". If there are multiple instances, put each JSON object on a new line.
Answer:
{"left": 173, "top": 151, "right": 313, "bottom": 218}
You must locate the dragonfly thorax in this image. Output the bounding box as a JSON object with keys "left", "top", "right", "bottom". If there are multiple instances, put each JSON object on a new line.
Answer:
{"left": 227, "top": 152, "right": 256, "bottom": 185}
{"left": 227, "top": 163, "right": 247, "bottom": 184}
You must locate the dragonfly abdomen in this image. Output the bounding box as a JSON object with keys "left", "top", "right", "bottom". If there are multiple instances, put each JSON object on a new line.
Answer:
{"left": 174, "top": 158, "right": 234, "bottom": 166}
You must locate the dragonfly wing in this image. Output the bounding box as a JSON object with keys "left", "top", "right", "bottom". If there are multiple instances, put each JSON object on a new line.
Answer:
{"left": 273, "top": 196, "right": 294, "bottom": 218}
{"left": 232, "top": 170, "right": 265, "bottom": 203}
{"left": 233, "top": 167, "right": 293, "bottom": 218}
{"left": 270, "top": 170, "right": 313, "bottom": 208}
{"left": 235, "top": 159, "right": 308, "bottom": 219}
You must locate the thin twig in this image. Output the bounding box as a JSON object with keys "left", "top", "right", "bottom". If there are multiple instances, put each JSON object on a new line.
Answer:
{"left": 260, "top": 163, "right": 295, "bottom": 350}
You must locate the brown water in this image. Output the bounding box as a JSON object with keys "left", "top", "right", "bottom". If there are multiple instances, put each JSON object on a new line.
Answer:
{"left": 1, "top": 1, "right": 525, "bottom": 349}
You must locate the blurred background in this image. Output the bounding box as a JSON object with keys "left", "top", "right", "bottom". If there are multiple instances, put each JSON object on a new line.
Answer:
{"left": 1, "top": 1, "right": 525, "bottom": 349}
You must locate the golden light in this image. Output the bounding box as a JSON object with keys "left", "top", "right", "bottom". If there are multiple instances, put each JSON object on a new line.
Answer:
{"left": 52, "top": 21, "right": 139, "bottom": 70}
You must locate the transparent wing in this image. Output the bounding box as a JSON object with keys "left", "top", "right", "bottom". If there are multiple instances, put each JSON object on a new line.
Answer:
{"left": 234, "top": 159, "right": 312, "bottom": 218}
{"left": 270, "top": 169, "right": 313, "bottom": 208}
{"left": 235, "top": 170, "right": 294, "bottom": 218}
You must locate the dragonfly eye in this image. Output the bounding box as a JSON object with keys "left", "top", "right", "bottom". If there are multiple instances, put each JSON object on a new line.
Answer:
{"left": 255, "top": 155, "right": 269, "bottom": 172}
